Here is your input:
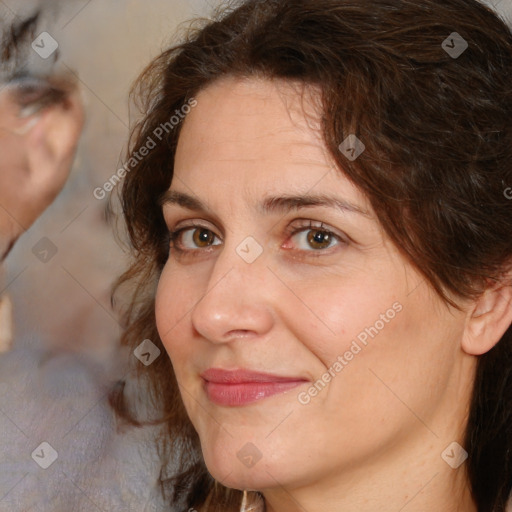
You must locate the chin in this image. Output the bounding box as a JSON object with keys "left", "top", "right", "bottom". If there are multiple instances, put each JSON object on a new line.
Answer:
{"left": 200, "top": 441, "right": 282, "bottom": 491}
{"left": 206, "top": 463, "right": 276, "bottom": 492}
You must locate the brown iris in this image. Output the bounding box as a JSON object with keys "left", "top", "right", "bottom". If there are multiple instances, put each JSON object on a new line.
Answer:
{"left": 193, "top": 228, "right": 216, "bottom": 247}
{"left": 307, "top": 229, "right": 332, "bottom": 250}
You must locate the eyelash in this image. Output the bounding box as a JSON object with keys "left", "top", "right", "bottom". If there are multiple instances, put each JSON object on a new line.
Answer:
{"left": 167, "top": 220, "right": 347, "bottom": 259}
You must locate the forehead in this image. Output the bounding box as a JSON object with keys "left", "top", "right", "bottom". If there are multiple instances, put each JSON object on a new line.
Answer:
{"left": 176, "top": 77, "right": 329, "bottom": 171}
{"left": 173, "top": 77, "right": 370, "bottom": 211}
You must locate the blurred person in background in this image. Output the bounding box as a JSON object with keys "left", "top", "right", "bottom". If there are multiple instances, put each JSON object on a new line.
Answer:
{"left": 0, "top": 4, "right": 171, "bottom": 511}
{"left": 0, "top": 9, "right": 83, "bottom": 349}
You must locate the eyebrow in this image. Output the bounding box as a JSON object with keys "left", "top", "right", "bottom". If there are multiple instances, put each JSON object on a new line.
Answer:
{"left": 160, "top": 190, "right": 370, "bottom": 217}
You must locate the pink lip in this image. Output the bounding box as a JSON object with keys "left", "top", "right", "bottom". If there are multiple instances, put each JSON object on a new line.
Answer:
{"left": 201, "top": 368, "right": 308, "bottom": 407}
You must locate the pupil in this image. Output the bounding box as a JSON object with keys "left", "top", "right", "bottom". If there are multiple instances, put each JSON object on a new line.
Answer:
{"left": 309, "top": 230, "right": 330, "bottom": 248}
{"left": 195, "top": 229, "right": 213, "bottom": 246}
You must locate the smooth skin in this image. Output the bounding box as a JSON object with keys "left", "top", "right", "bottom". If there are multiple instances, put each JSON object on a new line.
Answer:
{"left": 155, "top": 77, "right": 512, "bottom": 512}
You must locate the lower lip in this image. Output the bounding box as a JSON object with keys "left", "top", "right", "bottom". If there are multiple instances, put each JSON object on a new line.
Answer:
{"left": 204, "top": 380, "right": 305, "bottom": 406}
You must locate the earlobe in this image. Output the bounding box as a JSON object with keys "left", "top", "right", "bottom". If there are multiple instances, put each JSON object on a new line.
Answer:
{"left": 462, "top": 280, "right": 512, "bottom": 356}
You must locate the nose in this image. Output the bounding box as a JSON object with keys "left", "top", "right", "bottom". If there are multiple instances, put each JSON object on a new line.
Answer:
{"left": 190, "top": 244, "right": 275, "bottom": 344}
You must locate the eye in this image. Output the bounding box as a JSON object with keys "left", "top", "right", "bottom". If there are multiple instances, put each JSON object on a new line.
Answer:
{"left": 283, "top": 221, "right": 345, "bottom": 252}
{"left": 170, "top": 225, "right": 222, "bottom": 252}
{"left": 5, "top": 76, "right": 68, "bottom": 118}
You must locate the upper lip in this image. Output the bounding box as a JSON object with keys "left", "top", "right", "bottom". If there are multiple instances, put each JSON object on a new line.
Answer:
{"left": 201, "top": 368, "right": 308, "bottom": 384}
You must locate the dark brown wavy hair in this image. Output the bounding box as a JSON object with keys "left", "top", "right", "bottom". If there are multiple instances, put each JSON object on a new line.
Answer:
{"left": 111, "top": 0, "right": 512, "bottom": 510}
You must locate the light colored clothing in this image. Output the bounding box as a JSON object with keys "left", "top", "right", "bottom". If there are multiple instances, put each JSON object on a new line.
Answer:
{"left": 0, "top": 344, "right": 171, "bottom": 512}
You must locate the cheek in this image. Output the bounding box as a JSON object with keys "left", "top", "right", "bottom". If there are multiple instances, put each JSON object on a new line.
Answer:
{"left": 330, "top": 294, "right": 456, "bottom": 424}
{"left": 155, "top": 266, "right": 187, "bottom": 355}
{"left": 0, "top": 135, "right": 25, "bottom": 179}
{"left": 280, "top": 270, "right": 401, "bottom": 367}
{"left": 287, "top": 269, "right": 456, "bottom": 413}
{"left": 155, "top": 263, "right": 205, "bottom": 363}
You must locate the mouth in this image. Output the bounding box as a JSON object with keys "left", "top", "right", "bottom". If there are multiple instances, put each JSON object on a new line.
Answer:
{"left": 201, "top": 368, "right": 308, "bottom": 407}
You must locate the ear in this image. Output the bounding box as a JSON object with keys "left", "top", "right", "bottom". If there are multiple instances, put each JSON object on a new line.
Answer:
{"left": 25, "top": 86, "right": 85, "bottom": 211}
{"left": 0, "top": 84, "right": 84, "bottom": 260}
{"left": 462, "top": 277, "right": 512, "bottom": 356}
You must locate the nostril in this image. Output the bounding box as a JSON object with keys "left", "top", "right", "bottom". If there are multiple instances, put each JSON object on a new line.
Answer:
{"left": 226, "top": 329, "right": 253, "bottom": 338}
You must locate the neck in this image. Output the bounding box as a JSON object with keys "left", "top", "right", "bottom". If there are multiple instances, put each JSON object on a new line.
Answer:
{"left": 263, "top": 441, "right": 476, "bottom": 512}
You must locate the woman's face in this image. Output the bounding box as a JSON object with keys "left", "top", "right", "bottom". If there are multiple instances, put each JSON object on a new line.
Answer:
{"left": 155, "top": 77, "right": 473, "bottom": 494}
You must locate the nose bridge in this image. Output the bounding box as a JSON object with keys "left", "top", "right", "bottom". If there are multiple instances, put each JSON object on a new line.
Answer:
{"left": 209, "top": 232, "right": 268, "bottom": 291}
{"left": 190, "top": 235, "right": 273, "bottom": 342}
